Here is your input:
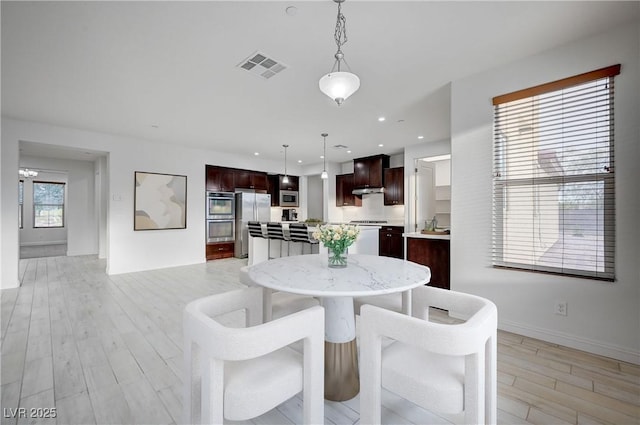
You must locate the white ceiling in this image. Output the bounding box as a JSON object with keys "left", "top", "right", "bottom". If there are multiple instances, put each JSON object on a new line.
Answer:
{"left": 3, "top": 1, "right": 638, "bottom": 166}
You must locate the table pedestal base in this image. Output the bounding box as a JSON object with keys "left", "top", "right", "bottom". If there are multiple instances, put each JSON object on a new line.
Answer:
{"left": 324, "top": 339, "right": 359, "bottom": 401}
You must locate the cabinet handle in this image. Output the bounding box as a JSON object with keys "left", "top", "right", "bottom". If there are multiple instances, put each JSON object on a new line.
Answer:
{"left": 218, "top": 247, "right": 224, "bottom": 251}
{"left": 387, "top": 234, "right": 391, "bottom": 237}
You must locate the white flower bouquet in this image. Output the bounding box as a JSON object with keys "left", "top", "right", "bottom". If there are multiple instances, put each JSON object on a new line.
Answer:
{"left": 312, "top": 224, "right": 360, "bottom": 267}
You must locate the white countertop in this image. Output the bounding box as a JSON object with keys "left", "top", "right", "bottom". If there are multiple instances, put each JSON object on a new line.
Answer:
{"left": 403, "top": 231, "right": 451, "bottom": 240}
{"left": 247, "top": 253, "right": 431, "bottom": 297}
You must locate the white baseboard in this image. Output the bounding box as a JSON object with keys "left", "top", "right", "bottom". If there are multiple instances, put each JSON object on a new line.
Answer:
{"left": 20, "top": 241, "right": 67, "bottom": 247}
{"left": 499, "top": 318, "right": 640, "bottom": 365}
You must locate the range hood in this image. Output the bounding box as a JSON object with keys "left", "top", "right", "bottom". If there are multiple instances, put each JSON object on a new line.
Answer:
{"left": 352, "top": 187, "right": 385, "bottom": 195}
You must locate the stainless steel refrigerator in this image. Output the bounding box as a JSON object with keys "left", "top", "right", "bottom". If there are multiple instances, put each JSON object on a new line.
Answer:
{"left": 234, "top": 191, "right": 271, "bottom": 258}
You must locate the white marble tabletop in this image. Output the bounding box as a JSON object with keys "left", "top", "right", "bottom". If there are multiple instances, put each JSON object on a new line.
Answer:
{"left": 246, "top": 253, "right": 431, "bottom": 298}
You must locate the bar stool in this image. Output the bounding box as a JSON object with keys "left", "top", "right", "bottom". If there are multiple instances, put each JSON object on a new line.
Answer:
{"left": 248, "top": 221, "right": 266, "bottom": 239}
{"left": 266, "top": 222, "right": 290, "bottom": 258}
{"left": 288, "top": 223, "right": 320, "bottom": 254}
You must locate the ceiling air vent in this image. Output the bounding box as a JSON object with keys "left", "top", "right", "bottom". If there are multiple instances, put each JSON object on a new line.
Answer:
{"left": 333, "top": 144, "right": 349, "bottom": 149}
{"left": 238, "top": 52, "right": 287, "bottom": 80}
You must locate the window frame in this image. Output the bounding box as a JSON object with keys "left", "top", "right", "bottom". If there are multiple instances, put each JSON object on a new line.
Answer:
{"left": 491, "top": 65, "right": 619, "bottom": 282}
{"left": 32, "top": 180, "right": 66, "bottom": 229}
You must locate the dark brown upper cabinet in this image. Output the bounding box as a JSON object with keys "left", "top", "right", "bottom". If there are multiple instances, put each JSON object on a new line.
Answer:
{"left": 336, "top": 173, "right": 362, "bottom": 207}
{"left": 234, "top": 169, "right": 268, "bottom": 191}
{"left": 384, "top": 167, "right": 404, "bottom": 205}
{"left": 206, "top": 165, "right": 235, "bottom": 192}
{"left": 353, "top": 154, "right": 390, "bottom": 189}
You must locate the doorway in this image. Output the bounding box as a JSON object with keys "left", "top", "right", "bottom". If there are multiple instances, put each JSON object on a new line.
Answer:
{"left": 411, "top": 154, "right": 451, "bottom": 233}
{"left": 19, "top": 169, "right": 69, "bottom": 259}
{"left": 18, "top": 141, "right": 108, "bottom": 262}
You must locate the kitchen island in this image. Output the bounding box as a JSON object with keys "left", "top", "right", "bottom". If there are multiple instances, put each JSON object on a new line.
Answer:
{"left": 248, "top": 223, "right": 380, "bottom": 265}
{"left": 403, "top": 232, "right": 450, "bottom": 289}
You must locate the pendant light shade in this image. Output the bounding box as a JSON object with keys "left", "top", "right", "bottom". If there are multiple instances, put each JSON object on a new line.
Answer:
{"left": 319, "top": 0, "right": 360, "bottom": 106}
{"left": 319, "top": 72, "right": 360, "bottom": 106}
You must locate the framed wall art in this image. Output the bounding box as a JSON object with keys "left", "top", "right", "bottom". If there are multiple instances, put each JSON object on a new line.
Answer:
{"left": 134, "top": 171, "right": 187, "bottom": 230}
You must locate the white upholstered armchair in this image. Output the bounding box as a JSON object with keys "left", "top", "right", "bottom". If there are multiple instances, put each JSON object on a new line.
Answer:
{"left": 183, "top": 287, "right": 324, "bottom": 424}
{"left": 360, "top": 285, "right": 498, "bottom": 425}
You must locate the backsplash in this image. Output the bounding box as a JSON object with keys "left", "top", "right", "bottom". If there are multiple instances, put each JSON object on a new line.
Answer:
{"left": 341, "top": 193, "right": 404, "bottom": 223}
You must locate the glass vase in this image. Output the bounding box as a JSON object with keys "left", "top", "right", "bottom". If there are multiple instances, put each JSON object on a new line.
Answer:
{"left": 328, "top": 249, "right": 348, "bottom": 268}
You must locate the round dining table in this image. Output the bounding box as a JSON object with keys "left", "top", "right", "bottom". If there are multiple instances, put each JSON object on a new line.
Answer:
{"left": 246, "top": 253, "right": 431, "bottom": 401}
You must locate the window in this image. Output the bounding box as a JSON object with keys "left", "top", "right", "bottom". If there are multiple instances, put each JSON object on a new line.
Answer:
{"left": 19, "top": 180, "right": 24, "bottom": 229}
{"left": 33, "top": 181, "right": 65, "bottom": 228}
{"left": 492, "top": 65, "right": 619, "bottom": 281}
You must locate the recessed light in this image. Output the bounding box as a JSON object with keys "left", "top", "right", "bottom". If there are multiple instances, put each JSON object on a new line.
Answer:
{"left": 378, "top": 144, "right": 384, "bottom": 147}
{"left": 418, "top": 135, "right": 424, "bottom": 139}
{"left": 297, "top": 160, "right": 302, "bottom": 163}
{"left": 320, "top": 155, "right": 325, "bottom": 159}
{"left": 347, "top": 150, "right": 352, "bottom": 153}
{"left": 378, "top": 117, "right": 386, "bottom": 122}
{"left": 254, "top": 152, "right": 260, "bottom": 156}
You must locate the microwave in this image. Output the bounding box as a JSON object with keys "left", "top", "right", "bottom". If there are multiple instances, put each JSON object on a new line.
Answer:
{"left": 279, "top": 190, "right": 299, "bottom": 207}
{"left": 207, "top": 192, "right": 235, "bottom": 219}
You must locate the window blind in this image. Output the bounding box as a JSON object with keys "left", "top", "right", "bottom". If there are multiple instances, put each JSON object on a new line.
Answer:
{"left": 492, "top": 65, "right": 620, "bottom": 281}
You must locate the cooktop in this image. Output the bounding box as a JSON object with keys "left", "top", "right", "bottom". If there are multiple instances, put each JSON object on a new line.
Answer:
{"left": 349, "top": 220, "right": 388, "bottom": 224}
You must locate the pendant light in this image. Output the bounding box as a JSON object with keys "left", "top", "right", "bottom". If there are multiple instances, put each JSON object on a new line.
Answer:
{"left": 321, "top": 134, "right": 328, "bottom": 179}
{"left": 282, "top": 144, "right": 290, "bottom": 184}
{"left": 318, "top": 0, "right": 360, "bottom": 106}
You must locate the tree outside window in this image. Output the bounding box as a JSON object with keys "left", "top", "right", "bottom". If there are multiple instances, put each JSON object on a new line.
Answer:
{"left": 33, "top": 181, "right": 65, "bottom": 228}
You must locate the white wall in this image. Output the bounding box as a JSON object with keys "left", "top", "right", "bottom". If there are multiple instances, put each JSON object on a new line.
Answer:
{"left": 1, "top": 118, "right": 303, "bottom": 288}
{"left": 306, "top": 175, "right": 323, "bottom": 221}
{"left": 450, "top": 22, "right": 640, "bottom": 363}
{"left": 97, "top": 156, "right": 108, "bottom": 259}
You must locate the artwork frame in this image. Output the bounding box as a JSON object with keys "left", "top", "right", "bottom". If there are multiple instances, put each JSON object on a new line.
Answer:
{"left": 134, "top": 171, "right": 187, "bottom": 231}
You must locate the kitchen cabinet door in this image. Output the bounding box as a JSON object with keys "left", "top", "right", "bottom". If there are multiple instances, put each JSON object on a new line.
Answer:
{"left": 353, "top": 155, "right": 390, "bottom": 189}
{"left": 336, "top": 174, "right": 362, "bottom": 207}
{"left": 206, "top": 166, "right": 235, "bottom": 192}
{"left": 206, "top": 242, "right": 235, "bottom": 260}
{"left": 379, "top": 226, "right": 404, "bottom": 258}
{"left": 251, "top": 171, "right": 269, "bottom": 191}
{"left": 384, "top": 167, "right": 404, "bottom": 205}
{"left": 235, "top": 170, "right": 268, "bottom": 191}
{"left": 268, "top": 174, "right": 279, "bottom": 206}
{"left": 406, "top": 238, "right": 450, "bottom": 289}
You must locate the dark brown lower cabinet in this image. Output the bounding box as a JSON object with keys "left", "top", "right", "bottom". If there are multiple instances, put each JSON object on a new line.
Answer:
{"left": 206, "top": 242, "right": 234, "bottom": 260}
{"left": 406, "top": 237, "right": 450, "bottom": 289}
{"left": 379, "top": 226, "right": 404, "bottom": 259}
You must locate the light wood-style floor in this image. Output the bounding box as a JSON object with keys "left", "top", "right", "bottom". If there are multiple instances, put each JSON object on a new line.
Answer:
{"left": 1, "top": 255, "right": 638, "bottom": 425}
